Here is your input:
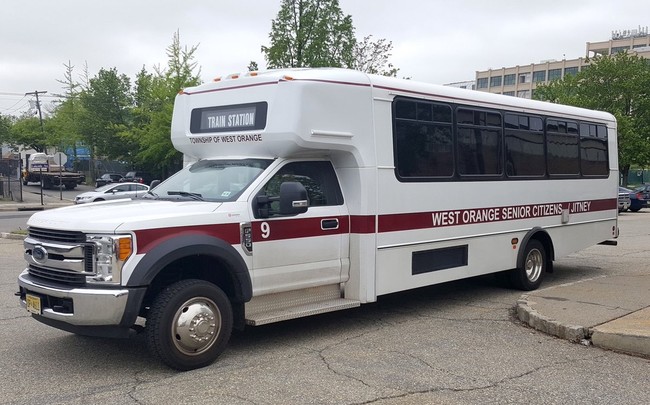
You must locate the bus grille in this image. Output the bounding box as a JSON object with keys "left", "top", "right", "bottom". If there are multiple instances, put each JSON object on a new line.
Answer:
{"left": 28, "top": 227, "right": 85, "bottom": 243}
{"left": 28, "top": 264, "right": 86, "bottom": 287}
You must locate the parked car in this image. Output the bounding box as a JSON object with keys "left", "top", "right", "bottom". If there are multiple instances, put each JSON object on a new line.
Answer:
{"left": 619, "top": 186, "right": 648, "bottom": 212}
{"left": 95, "top": 173, "right": 124, "bottom": 188}
{"left": 121, "top": 171, "right": 153, "bottom": 185}
{"left": 618, "top": 187, "right": 631, "bottom": 212}
{"left": 74, "top": 182, "right": 150, "bottom": 204}
{"left": 633, "top": 184, "right": 650, "bottom": 200}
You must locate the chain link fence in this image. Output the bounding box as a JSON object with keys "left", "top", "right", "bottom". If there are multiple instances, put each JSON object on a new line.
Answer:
{"left": 0, "top": 158, "right": 21, "bottom": 201}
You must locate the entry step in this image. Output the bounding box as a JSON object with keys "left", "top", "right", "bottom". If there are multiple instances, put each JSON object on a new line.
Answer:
{"left": 245, "top": 284, "right": 361, "bottom": 326}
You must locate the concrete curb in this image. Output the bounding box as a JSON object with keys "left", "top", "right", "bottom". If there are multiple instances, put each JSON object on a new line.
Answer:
{"left": 0, "top": 232, "right": 26, "bottom": 240}
{"left": 516, "top": 297, "right": 588, "bottom": 342}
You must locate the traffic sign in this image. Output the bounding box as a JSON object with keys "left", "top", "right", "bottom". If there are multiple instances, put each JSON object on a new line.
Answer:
{"left": 53, "top": 152, "right": 68, "bottom": 166}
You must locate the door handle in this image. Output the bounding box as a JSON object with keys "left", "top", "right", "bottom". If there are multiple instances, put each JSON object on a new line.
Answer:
{"left": 321, "top": 218, "right": 339, "bottom": 230}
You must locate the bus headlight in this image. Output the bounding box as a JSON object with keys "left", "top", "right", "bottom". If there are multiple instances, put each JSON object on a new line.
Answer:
{"left": 87, "top": 235, "right": 133, "bottom": 284}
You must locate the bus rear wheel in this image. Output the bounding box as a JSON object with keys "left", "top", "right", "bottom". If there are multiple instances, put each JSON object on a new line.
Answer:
{"left": 510, "top": 239, "right": 546, "bottom": 291}
{"left": 146, "top": 279, "right": 233, "bottom": 371}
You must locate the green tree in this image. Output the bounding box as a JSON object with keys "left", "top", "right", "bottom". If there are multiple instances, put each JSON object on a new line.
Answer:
{"left": 78, "top": 67, "right": 136, "bottom": 165}
{"left": 534, "top": 52, "right": 650, "bottom": 184}
{"left": 126, "top": 31, "right": 202, "bottom": 178}
{"left": 0, "top": 114, "right": 12, "bottom": 146}
{"left": 48, "top": 61, "right": 85, "bottom": 165}
{"left": 9, "top": 116, "right": 48, "bottom": 152}
{"left": 262, "top": 0, "right": 355, "bottom": 68}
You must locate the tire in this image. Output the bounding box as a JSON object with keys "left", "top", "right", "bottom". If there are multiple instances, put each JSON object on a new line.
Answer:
{"left": 510, "top": 239, "right": 546, "bottom": 291}
{"left": 630, "top": 207, "right": 640, "bottom": 212}
{"left": 146, "top": 279, "right": 233, "bottom": 371}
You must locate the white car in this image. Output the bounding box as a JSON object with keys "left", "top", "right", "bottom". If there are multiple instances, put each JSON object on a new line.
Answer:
{"left": 74, "top": 182, "right": 150, "bottom": 204}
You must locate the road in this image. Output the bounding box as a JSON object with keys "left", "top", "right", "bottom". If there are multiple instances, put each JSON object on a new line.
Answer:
{"left": 0, "top": 213, "right": 648, "bottom": 404}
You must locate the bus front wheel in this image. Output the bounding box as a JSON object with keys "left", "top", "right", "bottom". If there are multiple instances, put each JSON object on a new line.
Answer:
{"left": 146, "top": 279, "right": 233, "bottom": 371}
{"left": 510, "top": 239, "right": 546, "bottom": 291}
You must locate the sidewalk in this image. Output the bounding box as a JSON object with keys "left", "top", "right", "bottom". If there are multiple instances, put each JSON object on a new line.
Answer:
{"left": 517, "top": 274, "right": 650, "bottom": 358}
{"left": 0, "top": 187, "right": 74, "bottom": 212}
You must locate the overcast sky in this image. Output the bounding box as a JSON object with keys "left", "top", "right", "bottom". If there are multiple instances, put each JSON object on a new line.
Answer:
{"left": 1, "top": 0, "right": 645, "bottom": 116}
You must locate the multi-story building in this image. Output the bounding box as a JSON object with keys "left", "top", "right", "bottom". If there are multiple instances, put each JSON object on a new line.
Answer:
{"left": 472, "top": 26, "right": 650, "bottom": 99}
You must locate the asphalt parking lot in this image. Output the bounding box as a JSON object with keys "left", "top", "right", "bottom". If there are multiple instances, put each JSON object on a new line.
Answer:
{"left": 1, "top": 213, "right": 649, "bottom": 404}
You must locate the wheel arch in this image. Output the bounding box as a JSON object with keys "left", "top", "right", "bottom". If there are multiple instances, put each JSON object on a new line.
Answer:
{"left": 128, "top": 234, "right": 252, "bottom": 310}
{"left": 517, "top": 227, "right": 554, "bottom": 273}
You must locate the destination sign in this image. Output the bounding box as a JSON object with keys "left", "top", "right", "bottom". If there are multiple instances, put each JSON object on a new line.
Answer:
{"left": 190, "top": 102, "right": 268, "bottom": 134}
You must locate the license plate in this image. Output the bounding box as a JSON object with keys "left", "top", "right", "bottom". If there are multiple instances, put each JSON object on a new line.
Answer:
{"left": 25, "top": 294, "right": 42, "bottom": 315}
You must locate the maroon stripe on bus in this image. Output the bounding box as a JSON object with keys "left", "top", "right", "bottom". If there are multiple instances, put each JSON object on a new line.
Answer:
{"left": 135, "top": 224, "right": 241, "bottom": 253}
{"left": 378, "top": 198, "right": 617, "bottom": 233}
{"left": 350, "top": 215, "right": 376, "bottom": 233}
{"left": 252, "top": 215, "right": 350, "bottom": 242}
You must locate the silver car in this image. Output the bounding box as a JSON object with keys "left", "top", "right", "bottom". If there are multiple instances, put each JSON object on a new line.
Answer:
{"left": 74, "top": 182, "right": 150, "bottom": 204}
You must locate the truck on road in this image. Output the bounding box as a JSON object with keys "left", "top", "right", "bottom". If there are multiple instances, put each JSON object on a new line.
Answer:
{"left": 22, "top": 153, "right": 84, "bottom": 190}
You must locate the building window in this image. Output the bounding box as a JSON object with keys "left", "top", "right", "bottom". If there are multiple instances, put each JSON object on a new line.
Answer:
{"left": 517, "top": 90, "right": 530, "bottom": 98}
{"left": 611, "top": 46, "right": 629, "bottom": 54}
{"left": 533, "top": 70, "right": 546, "bottom": 83}
{"left": 503, "top": 91, "right": 515, "bottom": 96}
{"left": 490, "top": 76, "right": 502, "bottom": 87}
{"left": 504, "top": 74, "right": 516, "bottom": 86}
{"left": 548, "top": 69, "right": 562, "bottom": 81}
{"left": 564, "top": 67, "right": 579, "bottom": 76}
{"left": 477, "top": 78, "right": 488, "bottom": 89}
{"left": 519, "top": 72, "right": 531, "bottom": 84}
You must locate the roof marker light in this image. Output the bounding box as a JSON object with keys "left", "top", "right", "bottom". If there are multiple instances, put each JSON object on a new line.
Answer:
{"left": 213, "top": 77, "right": 222, "bottom": 82}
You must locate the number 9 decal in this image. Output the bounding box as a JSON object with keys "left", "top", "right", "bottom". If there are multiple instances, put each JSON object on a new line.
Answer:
{"left": 260, "top": 222, "right": 271, "bottom": 239}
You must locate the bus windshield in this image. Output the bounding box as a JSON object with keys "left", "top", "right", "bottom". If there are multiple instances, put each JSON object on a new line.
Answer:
{"left": 149, "top": 158, "right": 272, "bottom": 202}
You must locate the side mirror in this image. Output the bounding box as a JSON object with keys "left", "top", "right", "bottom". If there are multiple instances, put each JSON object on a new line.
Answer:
{"left": 150, "top": 179, "right": 160, "bottom": 189}
{"left": 279, "top": 181, "right": 309, "bottom": 215}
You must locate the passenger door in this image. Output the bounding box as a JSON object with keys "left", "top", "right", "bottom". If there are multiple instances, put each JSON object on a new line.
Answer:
{"left": 250, "top": 161, "right": 349, "bottom": 295}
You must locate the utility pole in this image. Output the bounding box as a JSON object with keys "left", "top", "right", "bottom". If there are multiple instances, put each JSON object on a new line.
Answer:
{"left": 25, "top": 90, "right": 47, "bottom": 205}
{"left": 25, "top": 90, "right": 47, "bottom": 137}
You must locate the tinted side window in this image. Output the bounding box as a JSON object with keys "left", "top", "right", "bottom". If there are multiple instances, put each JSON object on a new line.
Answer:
{"left": 547, "top": 119, "right": 580, "bottom": 176}
{"left": 580, "top": 123, "right": 608, "bottom": 176}
{"left": 394, "top": 99, "right": 453, "bottom": 179}
{"left": 504, "top": 113, "right": 545, "bottom": 177}
{"left": 456, "top": 108, "right": 502, "bottom": 176}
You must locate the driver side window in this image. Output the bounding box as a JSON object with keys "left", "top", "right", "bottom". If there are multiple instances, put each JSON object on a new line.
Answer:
{"left": 257, "top": 161, "right": 344, "bottom": 217}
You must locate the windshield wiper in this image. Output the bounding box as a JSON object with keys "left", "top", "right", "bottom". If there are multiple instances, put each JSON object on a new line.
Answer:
{"left": 167, "top": 191, "right": 204, "bottom": 201}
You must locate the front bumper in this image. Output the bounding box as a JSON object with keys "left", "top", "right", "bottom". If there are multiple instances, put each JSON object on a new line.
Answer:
{"left": 17, "top": 269, "right": 130, "bottom": 327}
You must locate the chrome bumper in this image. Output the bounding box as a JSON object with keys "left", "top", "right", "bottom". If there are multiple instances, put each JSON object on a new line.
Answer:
{"left": 17, "top": 269, "right": 129, "bottom": 326}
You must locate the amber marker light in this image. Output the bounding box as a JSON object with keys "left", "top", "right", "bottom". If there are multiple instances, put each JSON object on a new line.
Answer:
{"left": 118, "top": 237, "right": 133, "bottom": 261}
{"left": 511, "top": 238, "right": 519, "bottom": 249}
{"left": 213, "top": 77, "right": 222, "bottom": 82}
{"left": 282, "top": 75, "right": 294, "bottom": 81}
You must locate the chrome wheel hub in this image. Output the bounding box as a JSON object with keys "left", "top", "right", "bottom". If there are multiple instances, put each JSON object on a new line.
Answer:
{"left": 525, "top": 248, "right": 543, "bottom": 283}
{"left": 172, "top": 298, "right": 222, "bottom": 355}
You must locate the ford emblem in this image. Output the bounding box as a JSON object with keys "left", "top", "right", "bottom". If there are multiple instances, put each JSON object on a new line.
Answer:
{"left": 32, "top": 246, "right": 48, "bottom": 263}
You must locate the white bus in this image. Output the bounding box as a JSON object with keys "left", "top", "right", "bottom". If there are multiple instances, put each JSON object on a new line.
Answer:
{"left": 19, "top": 68, "right": 618, "bottom": 370}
